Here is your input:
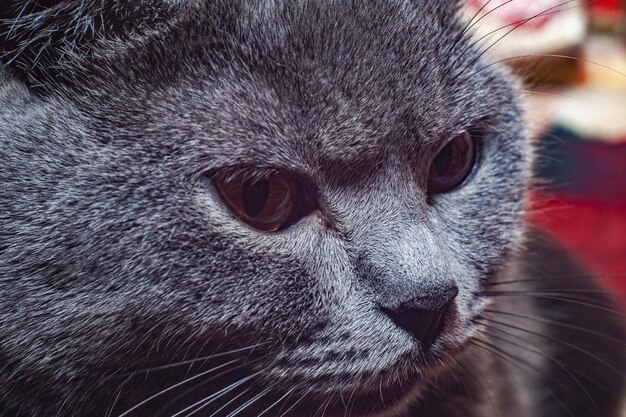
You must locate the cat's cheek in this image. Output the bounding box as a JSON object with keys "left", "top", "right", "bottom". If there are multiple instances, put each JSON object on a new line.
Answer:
{"left": 429, "top": 126, "right": 528, "bottom": 273}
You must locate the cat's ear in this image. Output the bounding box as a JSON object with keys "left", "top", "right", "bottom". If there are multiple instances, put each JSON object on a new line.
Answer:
{"left": 0, "top": 0, "right": 181, "bottom": 90}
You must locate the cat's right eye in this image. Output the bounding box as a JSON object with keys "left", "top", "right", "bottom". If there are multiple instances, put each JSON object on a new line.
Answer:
{"left": 212, "top": 169, "right": 314, "bottom": 232}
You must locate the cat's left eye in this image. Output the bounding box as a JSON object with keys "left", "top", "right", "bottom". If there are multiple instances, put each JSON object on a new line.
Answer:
{"left": 427, "top": 131, "right": 477, "bottom": 195}
{"left": 212, "top": 169, "right": 314, "bottom": 232}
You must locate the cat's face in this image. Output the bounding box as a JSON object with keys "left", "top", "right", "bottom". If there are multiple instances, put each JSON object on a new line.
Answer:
{"left": 0, "top": 1, "right": 530, "bottom": 416}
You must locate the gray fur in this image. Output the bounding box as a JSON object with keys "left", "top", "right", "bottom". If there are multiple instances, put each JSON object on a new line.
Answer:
{"left": 0, "top": 1, "right": 623, "bottom": 416}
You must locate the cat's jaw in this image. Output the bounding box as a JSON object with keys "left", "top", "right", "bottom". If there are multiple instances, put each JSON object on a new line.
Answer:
{"left": 294, "top": 363, "right": 453, "bottom": 417}
{"left": 278, "top": 338, "right": 473, "bottom": 417}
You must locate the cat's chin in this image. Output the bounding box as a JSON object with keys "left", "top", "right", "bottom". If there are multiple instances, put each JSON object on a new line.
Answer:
{"left": 289, "top": 348, "right": 458, "bottom": 417}
{"left": 342, "top": 341, "right": 475, "bottom": 416}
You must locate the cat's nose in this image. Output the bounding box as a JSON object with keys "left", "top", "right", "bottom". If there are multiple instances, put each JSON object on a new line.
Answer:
{"left": 380, "top": 285, "right": 458, "bottom": 351}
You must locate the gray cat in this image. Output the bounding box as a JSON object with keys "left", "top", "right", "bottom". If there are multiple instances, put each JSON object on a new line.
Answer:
{"left": 1, "top": 1, "right": 624, "bottom": 416}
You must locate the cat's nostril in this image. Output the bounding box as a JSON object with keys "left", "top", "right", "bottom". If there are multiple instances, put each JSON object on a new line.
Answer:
{"left": 381, "top": 286, "right": 458, "bottom": 352}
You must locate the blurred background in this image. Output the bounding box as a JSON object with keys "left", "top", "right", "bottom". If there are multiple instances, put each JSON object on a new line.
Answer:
{"left": 462, "top": 0, "right": 626, "bottom": 309}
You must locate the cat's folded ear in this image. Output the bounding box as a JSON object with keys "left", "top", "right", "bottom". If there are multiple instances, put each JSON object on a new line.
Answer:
{"left": 0, "top": 0, "right": 181, "bottom": 90}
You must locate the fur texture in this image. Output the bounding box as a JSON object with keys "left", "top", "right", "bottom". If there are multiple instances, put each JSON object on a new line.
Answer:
{"left": 0, "top": 1, "right": 623, "bottom": 416}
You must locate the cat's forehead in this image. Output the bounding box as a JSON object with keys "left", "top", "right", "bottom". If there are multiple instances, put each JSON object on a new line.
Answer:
{"left": 96, "top": 0, "right": 513, "bottom": 171}
{"left": 183, "top": 3, "right": 500, "bottom": 160}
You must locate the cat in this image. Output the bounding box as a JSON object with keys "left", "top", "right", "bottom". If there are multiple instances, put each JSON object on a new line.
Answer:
{"left": 0, "top": 1, "right": 624, "bottom": 416}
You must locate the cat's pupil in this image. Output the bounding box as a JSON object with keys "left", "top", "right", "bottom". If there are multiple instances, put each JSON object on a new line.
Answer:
{"left": 242, "top": 175, "right": 269, "bottom": 218}
{"left": 433, "top": 145, "right": 454, "bottom": 176}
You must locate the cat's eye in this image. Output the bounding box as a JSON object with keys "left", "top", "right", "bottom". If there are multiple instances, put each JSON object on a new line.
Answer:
{"left": 427, "top": 131, "right": 477, "bottom": 194}
{"left": 212, "top": 169, "right": 313, "bottom": 232}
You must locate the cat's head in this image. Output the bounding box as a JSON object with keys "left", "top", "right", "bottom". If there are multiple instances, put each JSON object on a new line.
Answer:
{"left": 0, "top": 1, "right": 531, "bottom": 416}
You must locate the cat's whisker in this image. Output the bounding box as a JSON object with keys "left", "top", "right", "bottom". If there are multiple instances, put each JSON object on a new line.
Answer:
{"left": 435, "top": 355, "right": 460, "bottom": 407}
{"left": 481, "top": 121, "right": 514, "bottom": 145}
{"left": 466, "top": 53, "right": 626, "bottom": 82}
{"left": 311, "top": 395, "right": 327, "bottom": 417}
{"left": 475, "top": 316, "right": 626, "bottom": 377}
{"left": 488, "top": 273, "right": 626, "bottom": 286}
{"left": 315, "top": 393, "right": 335, "bottom": 417}
{"left": 378, "top": 380, "right": 386, "bottom": 408}
{"left": 167, "top": 330, "right": 208, "bottom": 361}
{"left": 106, "top": 375, "right": 134, "bottom": 417}
{"left": 439, "top": 353, "right": 462, "bottom": 390}
{"left": 169, "top": 372, "right": 259, "bottom": 417}
{"left": 450, "top": 0, "right": 580, "bottom": 80}
{"left": 194, "top": 385, "right": 255, "bottom": 417}
{"left": 114, "top": 342, "right": 269, "bottom": 378}
{"left": 159, "top": 360, "right": 255, "bottom": 413}
{"left": 468, "top": 337, "right": 577, "bottom": 417}
{"left": 222, "top": 386, "right": 274, "bottom": 417}
{"left": 485, "top": 325, "right": 597, "bottom": 406}
{"left": 447, "top": 0, "right": 511, "bottom": 60}
{"left": 345, "top": 386, "right": 358, "bottom": 417}
{"left": 339, "top": 388, "right": 348, "bottom": 413}
{"left": 521, "top": 89, "right": 591, "bottom": 104}
{"left": 191, "top": 332, "right": 227, "bottom": 366}
{"left": 485, "top": 320, "right": 625, "bottom": 403}
{"left": 127, "top": 321, "right": 170, "bottom": 359}
{"left": 448, "top": 354, "right": 502, "bottom": 417}
{"left": 477, "top": 316, "right": 626, "bottom": 404}
{"left": 458, "top": 0, "right": 514, "bottom": 44}
{"left": 484, "top": 308, "right": 626, "bottom": 347}
{"left": 256, "top": 387, "right": 295, "bottom": 417}
{"left": 322, "top": 396, "right": 334, "bottom": 417}
{"left": 479, "top": 1, "right": 589, "bottom": 58}
{"left": 488, "top": 270, "right": 626, "bottom": 286}
{"left": 488, "top": 287, "right": 626, "bottom": 297}
{"left": 116, "top": 358, "right": 244, "bottom": 417}
{"left": 451, "top": 0, "right": 577, "bottom": 64}
{"left": 279, "top": 388, "right": 311, "bottom": 417}
{"left": 482, "top": 291, "right": 625, "bottom": 315}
